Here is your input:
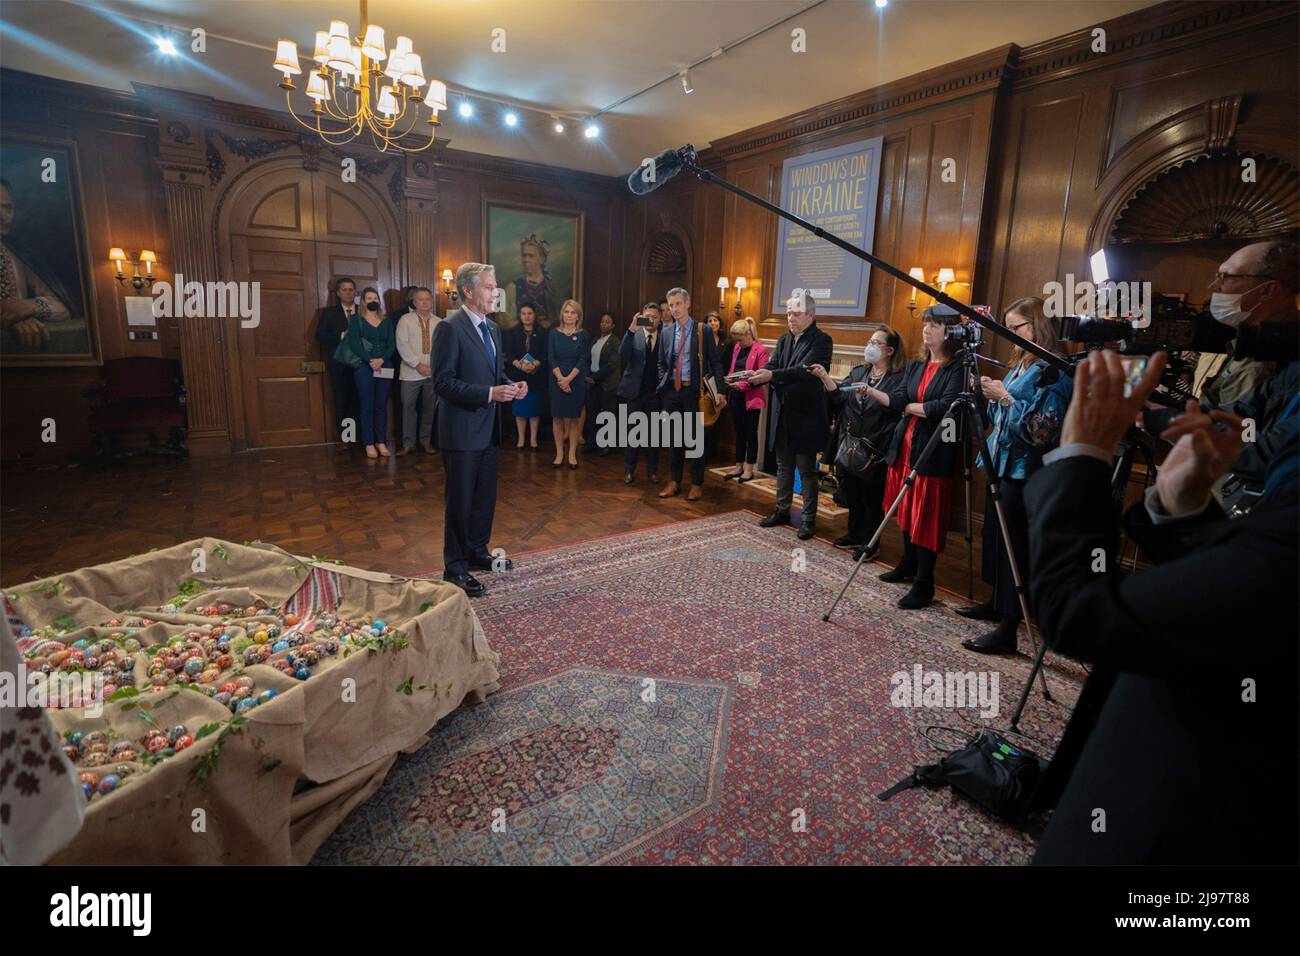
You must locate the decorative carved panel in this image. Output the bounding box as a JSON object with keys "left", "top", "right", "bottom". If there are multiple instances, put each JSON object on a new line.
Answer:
{"left": 1111, "top": 152, "right": 1299, "bottom": 244}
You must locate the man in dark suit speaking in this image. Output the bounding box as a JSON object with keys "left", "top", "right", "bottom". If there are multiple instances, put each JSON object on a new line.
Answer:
{"left": 431, "top": 262, "right": 525, "bottom": 596}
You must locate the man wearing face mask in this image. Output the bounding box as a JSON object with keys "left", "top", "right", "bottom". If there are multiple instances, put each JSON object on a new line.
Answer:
{"left": 1201, "top": 240, "right": 1298, "bottom": 492}
{"left": 1193, "top": 240, "right": 1296, "bottom": 405}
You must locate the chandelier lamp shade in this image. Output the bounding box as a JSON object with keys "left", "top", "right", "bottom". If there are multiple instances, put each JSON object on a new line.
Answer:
{"left": 272, "top": 0, "right": 447, "bottom": 152}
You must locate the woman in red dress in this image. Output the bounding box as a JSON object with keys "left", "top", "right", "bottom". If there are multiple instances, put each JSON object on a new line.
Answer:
{"left": 879, "top": 307, "right": 966, "bottom": 608}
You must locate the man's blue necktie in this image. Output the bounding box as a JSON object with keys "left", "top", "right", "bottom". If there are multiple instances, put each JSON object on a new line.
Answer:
{"left": 478, "top": 319, "right": 495, "bottom": 367}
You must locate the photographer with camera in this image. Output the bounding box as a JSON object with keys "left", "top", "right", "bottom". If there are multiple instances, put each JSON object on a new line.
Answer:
{"left": 1192, "top": 240, "right": 1296, "bottom": 405}
{"left": 1025, "top": 348, "right": 1298, "bottom": 864}
{"left": 959, "top": 297, "right": 1073, "bottom": 654}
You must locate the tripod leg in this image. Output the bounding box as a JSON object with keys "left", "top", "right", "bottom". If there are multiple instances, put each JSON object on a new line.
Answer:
{"left": 823, "top": 468, "right": 913, "bottom": 621}
{"left": 823, "top": 393, "right": 968, "bottom": 623}
{"left": 963, "top": 422, "right": 974, "bottom": 600}
{"left": 961, "top": 403, "right": 1051, "bottom": 703}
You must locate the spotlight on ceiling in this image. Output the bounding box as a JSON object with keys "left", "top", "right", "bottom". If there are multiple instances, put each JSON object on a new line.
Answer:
{"left": 553, "top": 119, "right": 565, "bottom": 134}
{"left": 157, "top": 36, "right": 178, "bottom": 55}
{"left": 504, "top": 112, "right": 518, "bottom": 127}
{"left": 458, "top": 102, "right": 473, "bottom": 118}
{"left": 583, "top": 122, "right": 599, "bottom": 139}
{"left": 680, "top": 70, "right": 693, "bottom": 94}
{"left": 875, "top": 0, "right": 888, "bottom": 7}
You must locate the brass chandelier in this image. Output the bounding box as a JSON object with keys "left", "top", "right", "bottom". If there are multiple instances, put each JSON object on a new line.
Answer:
{"left": 272, "top": 0, "right": 447, "bottom": 153}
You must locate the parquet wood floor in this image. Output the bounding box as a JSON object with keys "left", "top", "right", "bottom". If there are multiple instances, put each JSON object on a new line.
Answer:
{"left": 1, "top": 443, "right": 992, "bottom": 602}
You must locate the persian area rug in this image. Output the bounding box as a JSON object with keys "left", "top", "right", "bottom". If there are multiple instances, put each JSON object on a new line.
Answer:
{"left": 311, "top": 511, "right": 1085, "bottom": 865}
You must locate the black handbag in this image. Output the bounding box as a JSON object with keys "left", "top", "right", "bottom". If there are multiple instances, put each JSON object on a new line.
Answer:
{"left": 878, "top": 731, "right": 1048, "bottom": 833}
{"left": 834, "top": 431, "right": 885, "bottom": 477}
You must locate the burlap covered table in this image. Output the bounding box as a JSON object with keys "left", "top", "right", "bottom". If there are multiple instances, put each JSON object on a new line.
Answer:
{"left": 4, "top": 538, "right": 499, "bottom": 865}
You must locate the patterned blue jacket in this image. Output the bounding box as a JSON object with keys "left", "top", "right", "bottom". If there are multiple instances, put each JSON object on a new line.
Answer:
{"left": 986, "top": 360, "right": 1073, "bottom": 479}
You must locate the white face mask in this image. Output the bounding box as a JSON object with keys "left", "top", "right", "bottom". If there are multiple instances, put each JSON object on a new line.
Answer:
{"left": 864, "top": 343, "right": 883, "bottom": 364}
{"left": 1209, "top": 290, "right": 1256, "bottom": 328}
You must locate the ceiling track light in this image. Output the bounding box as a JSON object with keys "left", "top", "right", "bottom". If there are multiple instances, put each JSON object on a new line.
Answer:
{"left": 680, "top": 70, "right": 693, "bottom": 95}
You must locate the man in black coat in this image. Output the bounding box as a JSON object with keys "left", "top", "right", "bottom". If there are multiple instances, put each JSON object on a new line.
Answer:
{"left": 431, "top": 263, "right": 524, "bottom": 597}
{"left": 655, "top": 287, "right": 726, "bottom": 500}
{"left": 315, "top": 276, "right": 359, "bottom": 442}
{"left": 1026, "top": 349, "right": 1298, "bottom": 864}
{"left": 745, "top": 291, "right": 834, "bottom": 539}
{"left": 617, "top": 303, "right": 662, "bottom": 484}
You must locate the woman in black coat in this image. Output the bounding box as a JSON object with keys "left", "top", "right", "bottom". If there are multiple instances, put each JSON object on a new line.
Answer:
{"left": 878, "top": 307, "right": 965, "bottom": 609}
{"left": 812, "top": 327, "right": 908, "bottom": 561}
{"left": 503, "top": 303, "right": 548, "bottom": 448}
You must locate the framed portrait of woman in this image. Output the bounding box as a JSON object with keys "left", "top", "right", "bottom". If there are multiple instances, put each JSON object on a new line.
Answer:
{"left": 1, "top": 136, "right": 101, "bottom": 366}
{"left": 483, "top": 198, "right": 584, "bottom": 331}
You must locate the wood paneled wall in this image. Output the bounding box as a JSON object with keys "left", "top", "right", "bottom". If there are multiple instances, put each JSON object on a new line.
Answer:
{"left": 0, "top": 85, "right": 174, "bottom": 460}
{"left": 3, "top": 0, "right": 1296, "bottom": 478}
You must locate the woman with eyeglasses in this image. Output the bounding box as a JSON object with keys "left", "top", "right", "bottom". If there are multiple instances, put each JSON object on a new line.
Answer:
{"left": 811, "top": 327, "right": 908, "bottom": 562}
{"left": 877, "top": 307, "right": 966, "bottom": 609}
{"left": 958, "top": 296, "right": 1072, "bottom": 653}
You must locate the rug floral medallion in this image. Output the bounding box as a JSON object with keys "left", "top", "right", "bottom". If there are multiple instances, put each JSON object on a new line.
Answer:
{"left": 313, "top": 512, "right": 1085, "bottom": 865}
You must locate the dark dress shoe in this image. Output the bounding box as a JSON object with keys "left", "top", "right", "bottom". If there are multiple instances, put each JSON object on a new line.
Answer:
{"left": 962, "top": 617, "right": 1020, "bottom": 654}
{"left": 797, "top": 523, "right": 815, "bottom": 540}
{"left": 832, "top": 535, "right": 863, "bottom": 549}
{"left": 736, "top": 474, "right": 755, "bottom": 483}
{"left": 469, "top": 553, "right": 513, "bottom": 572}
{"left": 624, "top": 473, "right": 634, "bottom": 484}
{"left": 759, "top": 510, "right": 790, "bottom": 528}
{"left": 956, "top": 600, "right": 1000, "bottom": 622}
{"left": 897, "top": 579, "right": 934, "bottom": 609}
{"left": 442, "top": 572, "right": 484, "bottom": 597}
{"left": 851, "top": 543, "right": 879, "bottom": 563}
{"left": 961, "top": 633, "right": 1018, "bottom": 655}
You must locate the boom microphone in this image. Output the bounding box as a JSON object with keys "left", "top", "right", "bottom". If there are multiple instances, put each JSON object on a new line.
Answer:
{"left": 625, "top": 146, "right": 691, "bottom": 196}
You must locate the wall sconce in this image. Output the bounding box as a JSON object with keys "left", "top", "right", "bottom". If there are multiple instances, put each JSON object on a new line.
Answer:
{"left": 110, "top": 247, "right": 158, "bottom": 290}
{"left": 440, "top": 268, "right": 457, "bottom": 303}
{"left": 717, "top": 275, "right": 747, "bottom": 317}
{"left": 905, "top": 266, "right": 926, "bottom": 318}
{"left": 905, "top": 266, "right": 956, "bottom": 318}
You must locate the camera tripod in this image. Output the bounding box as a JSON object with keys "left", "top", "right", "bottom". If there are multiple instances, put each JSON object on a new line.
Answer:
{"left": 822, "top": 340, "right": 1053, "bottom": 719}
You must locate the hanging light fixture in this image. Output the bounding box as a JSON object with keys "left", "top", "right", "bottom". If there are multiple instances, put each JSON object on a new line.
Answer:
{"left": 272, "top": 0, "right": 445, "bottom": 153}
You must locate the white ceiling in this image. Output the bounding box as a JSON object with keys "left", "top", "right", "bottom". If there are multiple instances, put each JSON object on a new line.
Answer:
{"left": 1, "top": 0, "right": 1155, "bottom": 176}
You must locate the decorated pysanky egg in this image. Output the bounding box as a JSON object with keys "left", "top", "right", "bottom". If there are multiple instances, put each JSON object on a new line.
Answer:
{"left": 173, "top": 734, "right": 193, "bottom": 751}
{"left": 98, "top": 774, "right": 121, "bottom": 794}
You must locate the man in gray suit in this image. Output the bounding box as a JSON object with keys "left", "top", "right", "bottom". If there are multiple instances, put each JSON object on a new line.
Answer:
{"left": 431, "top": 263, "right": 525, "bottom": 596}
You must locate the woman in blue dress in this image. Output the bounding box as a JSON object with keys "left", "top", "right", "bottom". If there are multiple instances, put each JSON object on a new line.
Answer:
{"left": 959, "top": 296, "right": 1072, "bottom": 654}
{"left": 504, "top": 302, "right": 547, "bottom": 448}
{"left": 548, "top": 299, "right": 591, "bottom": 469}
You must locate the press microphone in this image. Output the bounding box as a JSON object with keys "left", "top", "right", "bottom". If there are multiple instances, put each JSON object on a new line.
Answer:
{"left": 625, "top": 145, "right": 693, "bottom": 196}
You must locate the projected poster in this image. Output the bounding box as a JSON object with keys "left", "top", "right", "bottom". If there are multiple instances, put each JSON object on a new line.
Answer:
{"left": 771, "top": 137, "right": 883, "bottom": 317}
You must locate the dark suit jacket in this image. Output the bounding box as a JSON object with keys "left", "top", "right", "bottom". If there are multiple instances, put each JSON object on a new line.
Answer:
{"left": 763, "top": 322, "right": 834, "bottom": 455}
{"left": 1026, "top": 454, "right": 1298, "bottom": 864}
{"left": 591, "top": 333, "right": 622, "bottom": 394}
{"left": 655, "top": 318, "right": 726, "bottom": 401}
{"left": 617, "top": 327, "right": 657, "bottom": 400}
{"left": 431, "top": 308, "right": 511, "bottom": 451}
{"left": 883, "top": 359, "right": 965, "bottom": 476}
{"left": 315, "top": 304, "right": 357, "bottom": 357}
